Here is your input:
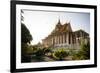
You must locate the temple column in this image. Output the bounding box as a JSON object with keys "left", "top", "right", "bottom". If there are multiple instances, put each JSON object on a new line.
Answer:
{"left": 58, "top": 36, "right": 59, "bottom": 44}
{"left": 60, "top": 35, "right": 62, "bottom": 45}
{"left": 63, "top": 34, "right": 65, "bottom": 44}
{"left": 52, "top": 37, "right": 54, "bottom": 45}
{"left": 59, "top": 35, "right": 60, "bottom": 44}
{"left": 57, "top": 36, "right": 59, "bottom": 44}
{"left": 64, "top": 34, "right": 66, "bottom": 43}
{"left": 60, "top": 35, "right": 61, "bottom": 44}
{"left": 69, "top": 33, "right": 70, "bottom": 44}
{"left": 55, "top": 36, "right": 56, "bottom": 44}
{"left": 56, "top": 36, "right": 57, "bottom": 44}
{"left": 59, "top": 35, "right": 61, "bottom": 44}
{"left": 71, "top": 35, "right": 73, "bottom": 44}
{"left": 62, "top": 35, "right": 64, "bottom": 44}
{"left": 62, "top": 35, "right": 63, "bottom": 44}
{"left": 61, "top": 35, "right": 63, "bottom": 44}
{"left": 66, "top": 33, "right": 69, "bottom": 45}
{"left": 66, "top": 33, "right": 67, "bottom": 44}
{"left": 70, "top": 34, "right": 72, "bottom": 44}
{"left": 55, "top": 36, "right": 57, "bottom": 44}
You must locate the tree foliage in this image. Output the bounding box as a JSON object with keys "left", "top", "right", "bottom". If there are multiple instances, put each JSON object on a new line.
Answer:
{"left": 21, "top": 23, "right": 33, "bottom": 44}
{"left": 72, "top": 41, "right": 90, "bottom": 60}
{"left": 53, "top": 49, "right": 69, "bottom": 61}
{"left": 80, "top": 41, "right": 90, "bottom": 59}
{"left": 21, "top": 23, "right": 33, "bottom": 62}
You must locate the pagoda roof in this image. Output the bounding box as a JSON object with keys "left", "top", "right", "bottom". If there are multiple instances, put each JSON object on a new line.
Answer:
{"left": 51, "top": 20, "right": 72, "bottom": 35}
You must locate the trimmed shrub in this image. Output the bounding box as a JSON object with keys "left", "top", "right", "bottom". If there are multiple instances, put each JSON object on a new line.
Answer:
{"left": 53, "top": 49, "right": 69, "bottom": 61}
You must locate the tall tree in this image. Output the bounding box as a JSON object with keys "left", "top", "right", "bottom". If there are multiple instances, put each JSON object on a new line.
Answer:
{"left": 21, "top": 23, "right": 33, "bottom": 44}
{"left": 21, "top": 10, "right": 33, "bottom": 62}
{"left": 21, "top": 23, "right": 33, "bottom": 62}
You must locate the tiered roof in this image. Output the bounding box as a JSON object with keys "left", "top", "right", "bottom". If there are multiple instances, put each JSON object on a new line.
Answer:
{"left": 51, "top": 19, "right": 72, "bottom": 35}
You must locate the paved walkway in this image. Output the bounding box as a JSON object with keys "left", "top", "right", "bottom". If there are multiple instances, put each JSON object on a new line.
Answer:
{"left": 31, "top": 56, "right": 54, "bottom": 62}
{"left": 44, "top": 56, "right": 54, "bottom": 61}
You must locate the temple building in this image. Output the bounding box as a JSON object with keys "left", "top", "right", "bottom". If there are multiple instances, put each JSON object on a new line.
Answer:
{"left": 42, "top": 20, "right": 89, "bottom": 50}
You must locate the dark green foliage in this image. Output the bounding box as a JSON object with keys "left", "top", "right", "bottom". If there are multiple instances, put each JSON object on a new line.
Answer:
{"left": 72, "top": 41, "right": 90, "bottom": 60}
{"left": 53, "top": 49, "right": 69, "bottom": 61}
{"left": 34, "top": 48, "right": 44, "bottom": 56}
{"left": 31, "top": 47, "right": 53, "bottom": 62}
{"left": 43, "top": 48, "right": 52, "bottom": 54}
{"left": 21, "top": 54, "right": 31, "bottom": 63}
{"left": 21, "top": 43, "right": 28, "bottom": 55}
{"left": 21, "top": 23, "right": 32, "bottom": 43}
{"left": 68, "top": 49, "right": 74, "bottom": 56}
{"left": 32, "top": 48, "right": 52, "bottom": 56}
{"left": 21, "top": 43, "right": 32, "bottom": 62}
{"left": 31, "top": 48, "right": 45, "bottom": 62}
{"left": 80, "top": 41, "right": 90, "bottom": 59}
{"left": 21, "top": 23, "right": 33, "bottom": 62}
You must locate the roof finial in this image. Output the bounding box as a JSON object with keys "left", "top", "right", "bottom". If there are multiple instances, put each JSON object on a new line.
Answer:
{"left": 68, "top": 20, "right": 71, "bottom": 24}
{"left": 58, "top": 17, "right": 61, "bottom": 24}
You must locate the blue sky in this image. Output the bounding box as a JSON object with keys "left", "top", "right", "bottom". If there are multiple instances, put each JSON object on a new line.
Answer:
{"left": 23, "top": 10, "right": 90, "bottom": 45}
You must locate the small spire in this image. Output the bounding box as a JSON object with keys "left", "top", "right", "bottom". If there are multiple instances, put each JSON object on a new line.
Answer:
{"left": 68, "top": 20, "right": 71, "bottom": 24}
{"left": 58, "top": 19, "right": 61, "bottom": 24}
{"left": 21, "top": 10, "right": 24, "bottom": 13}
{"left": 68, "top": 22, "right": 70, "bottom": 25}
